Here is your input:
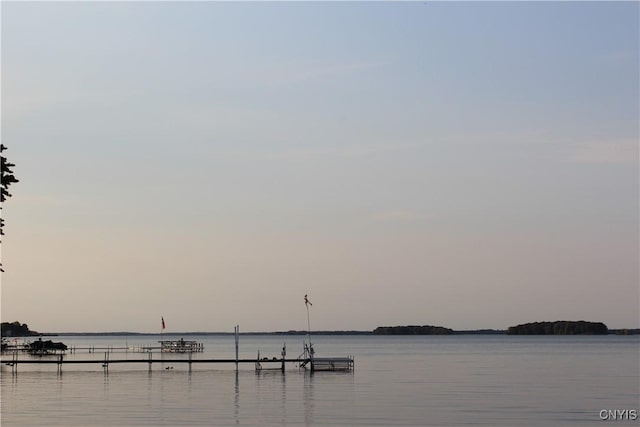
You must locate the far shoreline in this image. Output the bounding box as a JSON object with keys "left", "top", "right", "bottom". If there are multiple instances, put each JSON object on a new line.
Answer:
{"left": 4, "top": 321, "right": 638, "bottom": 338}
{"left": 34, "top": 328, "right": 640, "bottom": 337}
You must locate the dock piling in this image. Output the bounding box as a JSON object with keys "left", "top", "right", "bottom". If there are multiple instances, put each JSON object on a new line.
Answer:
{"left": 103, "top": 352, "right": 109, "bottom": 374}
{"left": 234, "top": 325, "right": 239, "bottom": 371}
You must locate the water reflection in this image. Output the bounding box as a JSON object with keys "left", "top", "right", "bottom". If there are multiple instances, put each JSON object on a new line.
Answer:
{"left": 254, "top": 369, "right": 287, "bottom": 424}
{"left": 303, "top": 370, "right": 315, "bottom": 425}
{"left": 234, "top": 370, "right": 239, "bottom": 425}
{"left": 280, "top": 371, "right": 287, "bottom": 424}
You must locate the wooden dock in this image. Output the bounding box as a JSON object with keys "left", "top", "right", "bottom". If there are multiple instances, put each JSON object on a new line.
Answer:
{"left": 1, "top": 354, "right": 353, "bottom": 373}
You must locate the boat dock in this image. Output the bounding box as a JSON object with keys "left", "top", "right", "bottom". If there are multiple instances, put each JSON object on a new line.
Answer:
{"left": 1, "top": 301, "right": 354, "bottom": 374}
{"left": 1, "top": 326, "right": 354, "bottom": 374}
{"left": 1, "top": 352, "right": 353, "bottom": 374}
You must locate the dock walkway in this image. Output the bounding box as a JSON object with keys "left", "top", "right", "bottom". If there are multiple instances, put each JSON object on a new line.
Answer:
{"left": 1, "top": 353, "right": 354, "bottom": 373}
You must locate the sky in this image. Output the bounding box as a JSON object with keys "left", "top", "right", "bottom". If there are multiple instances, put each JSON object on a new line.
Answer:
{"left": 1, "top": 1, "right": 638, "bottom": 333}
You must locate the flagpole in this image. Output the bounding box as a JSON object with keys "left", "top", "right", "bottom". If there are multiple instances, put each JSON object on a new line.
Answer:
{"left": 161, "top": 317, "right": 165, "bottom": 345}
{"left": 306, "top": 303, "right": 311, "bottom": 342}
{"left": 304, "top": 295, "right": 312, "bottom": 349}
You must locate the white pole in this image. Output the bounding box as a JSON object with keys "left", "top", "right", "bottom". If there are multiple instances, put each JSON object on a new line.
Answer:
{"left": 306, "top": 302, "right": 312, "bottom": 349}
{"left": 306, "top": 305, "right": 311, "bottom": 337}
{"left": 304, "top": 294, "right": 313, "bottom": 363}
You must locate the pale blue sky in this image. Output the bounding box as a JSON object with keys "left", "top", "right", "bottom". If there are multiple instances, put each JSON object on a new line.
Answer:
{"left": 1, "top": 1, "right": 638, "bottom": 333}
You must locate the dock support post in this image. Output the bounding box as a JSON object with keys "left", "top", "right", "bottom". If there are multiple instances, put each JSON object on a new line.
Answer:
{"left": 103, "top": 352, "right": 109, "bottom": 374}
{"left": 11, "top": 350, "right": 18, "bottom": 374}
{"left": 148, "top": 351, "right": 152, "bottom": 371}
{"left": 234, "top": 325, "right": 239, "bottom": 372}
{"left": 188, "top": 351, "right": 192, "bottom": 373}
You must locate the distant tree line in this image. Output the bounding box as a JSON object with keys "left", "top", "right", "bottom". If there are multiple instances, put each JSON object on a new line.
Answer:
{"left": 1, "top": 321, "right": 38, "bottom": 337}
{"left": 610, "top": 329, "right": 640, "bottom": 335}
{"left": 373, "top": 321, "right": 616, "bottom": 335}
{"left": 506, "top": 321, "right": 608, "bottom": 335}
{"left": 374, "top": 325, "right": 453, "bottom": 335}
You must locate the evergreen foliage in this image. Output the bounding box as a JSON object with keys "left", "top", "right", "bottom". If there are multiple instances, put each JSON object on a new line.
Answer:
{"left": 506, "top": 321, "right": 608, "bottom": 335}
{"left": 0, "top": 144, "right": 19, "bottom": 271}
{"left": 1, "top": 321, "right": 38, "bottom": 337}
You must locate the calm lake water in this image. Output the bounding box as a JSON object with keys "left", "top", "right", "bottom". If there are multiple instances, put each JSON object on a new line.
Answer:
{"left": 1, "top": 334, "right": 638, "bottom": 426}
